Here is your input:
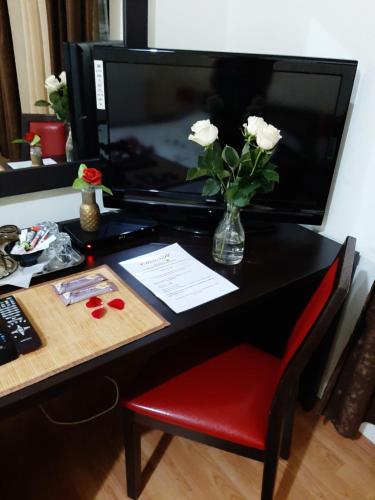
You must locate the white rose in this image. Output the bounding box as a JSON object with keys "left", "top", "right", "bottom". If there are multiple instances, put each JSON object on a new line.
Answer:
{"left": 256, "top": 123, "right": 282, "bottom": 150}
{"left": 45, "top": 74, "right": 60, "bottom": 95}
{"left": 243, "top": 116, "right": 266, "bottom": 136}
{"left": 59, "top": 71, "right": 67, "bottom": 86}
{"left": 188, "top": 119, "right": 219, "bottom": 147}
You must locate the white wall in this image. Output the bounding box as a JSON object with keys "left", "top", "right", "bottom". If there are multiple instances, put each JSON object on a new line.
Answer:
{"left": 148, "top": 0, "right": 374, "bottom": 251}
{"left": 109, "top": 0, "right": 123, "bottom": 40}
{"left": 0, "top": 188, "right": 107, "bottom": 229}
{"left": 2, "top": 0, "right": 374, "bottom": 439}
{"left": 151, "top": 0, "right": 375, "bottom": 443}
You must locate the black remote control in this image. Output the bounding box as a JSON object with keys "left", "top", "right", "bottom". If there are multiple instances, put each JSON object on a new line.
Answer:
{"left": 0, "top": 319, "right": 18, "bottom": 365}
{"left": 0, "top": 296, "right": 42, "bottom": 355}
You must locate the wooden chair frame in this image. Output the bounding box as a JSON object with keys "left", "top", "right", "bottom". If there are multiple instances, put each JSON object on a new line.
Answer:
{"left": 122, "top": 236, "right": 356, "bottom": 500}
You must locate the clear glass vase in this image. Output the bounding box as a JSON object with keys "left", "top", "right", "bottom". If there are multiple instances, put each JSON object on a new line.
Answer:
{"left": 212, "top": 201, "right": 245, "bottom": 265}
{"left": 65, "top": 123, "right": 73, "bottom": 162}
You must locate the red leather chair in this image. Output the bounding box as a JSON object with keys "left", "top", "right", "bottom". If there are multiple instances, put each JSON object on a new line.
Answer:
{"left": 120, "top": 237, "right": 356, "bottom": 499}
{"left": 21, "top": 114, "right": 66, "bottom": 159}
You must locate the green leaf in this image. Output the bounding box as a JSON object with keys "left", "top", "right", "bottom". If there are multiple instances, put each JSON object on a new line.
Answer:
{"left": 78, "top": 163, "right": 87, "bottom": 178}
{"left": 239, "top": 151, "right": 251, "bottom": 163}
{"left": 233, "top": 192, "right": 250, "bottom": 207}
{"left": 258, "top": 153, "right": 272, "bottom": 168}
{"left": 250, "top": 148, "right": 260, "bottom": 165}
{"left": 48, "top": 88, "right": 70, "bottom": 123}
{"left": 239, "top": 179, "right": 262, "bottom": 196}
{"left": 11, "top": 139, "right": 29, "bottom": 144}
{"left": 258, "top": 179, "right": 274, "bottom": 193}
{"left": 262, "top": 170, "right": 280, "bottom": 182}
{"left": 221, "top": 170, "right": 231, "bottom": 179}
{"left": 212, "top": 141, "right": 222, "bottom": 158}
{"left": 49, "top": 91, "right": 60, "bottom": 104}
{"left": 186, "top": 167, "right": 208, "bottom": 180}
{"left": 198, "top": 155, "right": 208, "bottom": 169}
{"left": 225, "top": 183, "right": 239, "bottom": 201}
{"left": 238, "top": 160, "right": 254, "bottom": 177}
{"left": 241, "top": 143, "right": 250, "bottom": 156}
{"left": 202, "top": 178, "right": 220, "bottom": 196}
{"left": 99, "top": 184, "right": 113, "bottom": 195}
{"left": 30, "top": 134, "right": 40, "bottom": 146}
{"left": 265, "top": 162, "right": 277, "bottom": 170}
{"left": 222, "top": 145, "right": 239, "bottom": 168}
{"left": 72, "top": 178, "right": 88, "bottom": 190}
{"left": 206, "top": 144, "right": 223, "bottom": 174}
{"left": 34, "top": 99, "right": 50, "bottom": 107}
{"left": 232, "top": 180, "right": 261, "bottom": 207}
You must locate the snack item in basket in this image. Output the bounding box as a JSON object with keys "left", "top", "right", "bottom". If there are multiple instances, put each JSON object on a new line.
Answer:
{"left": 53, "top": 273, "right": 106, "bottom": 295}
{"left": 60, "top": 281, "right": 118, "bottom": 306}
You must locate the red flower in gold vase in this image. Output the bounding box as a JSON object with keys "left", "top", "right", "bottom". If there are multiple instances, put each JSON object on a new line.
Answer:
{"left": 82, "top": 168, "right": 102, "bottom": 186}
{"left": 12, "top": 131, "right": 41, "bottom": 146}
{"left": 72, "top": 163, "right": 113, "bottom": 195}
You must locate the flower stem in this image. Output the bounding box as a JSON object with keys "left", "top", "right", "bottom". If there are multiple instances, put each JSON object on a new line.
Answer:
{"left": 251, "top": 149, "right": 263, "bottom": 177}
{"left": 236, "top": 162, "right": 243, "bottom": 181}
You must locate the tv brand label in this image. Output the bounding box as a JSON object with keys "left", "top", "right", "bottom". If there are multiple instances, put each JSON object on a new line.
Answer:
{"left": 94, "top": 60, "right": 106, "bottom": 110}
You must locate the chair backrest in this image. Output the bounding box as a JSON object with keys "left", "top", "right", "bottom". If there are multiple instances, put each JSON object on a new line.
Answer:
{"left": 271, "top": 236, "right": 356, "bottom": 413}
{"left": 29, "top": 121, "right": 66, "bottom": 157}
{"left": 21, "top": 114, "right": 66, "bottom": 159}
{"left": 278, "top": 258, "right": 339, "bottom": 377}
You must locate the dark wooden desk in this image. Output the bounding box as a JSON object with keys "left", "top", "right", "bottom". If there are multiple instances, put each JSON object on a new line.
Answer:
{"left": 0, "top": 223, "right": 341, "bottom": 416}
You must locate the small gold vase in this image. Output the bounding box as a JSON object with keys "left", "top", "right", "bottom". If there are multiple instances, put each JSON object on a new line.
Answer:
{"left": 30, "top": 144, "right": 42, "bottom": 166}
{"left": 80, "top": 188, "right": 100, "bottom": 232}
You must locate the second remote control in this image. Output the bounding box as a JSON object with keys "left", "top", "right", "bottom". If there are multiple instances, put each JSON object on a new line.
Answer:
{"left": 0, "top": 296, "right": 42, "bottom": 354}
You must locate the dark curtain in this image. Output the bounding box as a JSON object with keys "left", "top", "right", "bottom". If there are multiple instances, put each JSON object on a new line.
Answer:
{"left": 0, "top": 0, "right": 21, "bottom": 159}
{"left": 319, "top": 282, "right": 375, "bottom": 437}
{"left": 46, "top": 0, "right": 102, "bottom": 74}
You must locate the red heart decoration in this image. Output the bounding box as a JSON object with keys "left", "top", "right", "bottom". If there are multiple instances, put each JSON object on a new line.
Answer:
{"left": 86, "top": 296, "right": 103, "bottom": 308}
{"left": 107, "top": 298, "right": 125, "bottom": 310}
{"left": 91, "top": 307, "right": 106, "bottom": 319}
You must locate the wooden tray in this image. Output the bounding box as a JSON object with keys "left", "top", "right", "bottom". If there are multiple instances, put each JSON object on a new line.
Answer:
{"left": 0, "top": 265, "right": 170, "bottom": 398}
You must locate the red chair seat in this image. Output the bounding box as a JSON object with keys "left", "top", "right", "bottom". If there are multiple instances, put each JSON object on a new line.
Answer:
{"left": 122, "top": 344, "right": 281, "bottom": 450}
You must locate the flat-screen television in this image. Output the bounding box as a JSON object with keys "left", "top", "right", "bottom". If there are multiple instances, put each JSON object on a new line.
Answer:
{"left": 92, "top": 45, "right": 357, "bottom": 227}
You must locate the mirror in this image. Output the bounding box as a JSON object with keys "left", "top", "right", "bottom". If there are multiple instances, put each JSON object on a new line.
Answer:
{"left": 0, "top": 0, "right": 121, "bottom": 197}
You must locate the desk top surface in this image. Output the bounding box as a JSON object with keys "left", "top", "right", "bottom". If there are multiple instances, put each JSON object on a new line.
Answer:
{"left": 0, "top": 265, "right": 169, "bottom": 400}
{"left": 0, "top": 222, "right": 340, "bottom": 411}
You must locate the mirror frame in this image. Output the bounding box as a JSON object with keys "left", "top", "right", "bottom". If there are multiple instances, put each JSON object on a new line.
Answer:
{"left": 0, "top": 159, "right": 100, "bottom": 198}
{"left": 1, "top": 0, "right": 148, "bottom": 199}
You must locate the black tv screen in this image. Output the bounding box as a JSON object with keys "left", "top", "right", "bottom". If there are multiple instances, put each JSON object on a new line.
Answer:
{"left": 93, "top": 46, "right": 357, "bottom": 225}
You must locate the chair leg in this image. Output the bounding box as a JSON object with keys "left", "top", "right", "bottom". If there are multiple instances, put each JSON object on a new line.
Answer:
{"left": 280, "top": 386, "right": 298, "bottom": 460}
{"left": 123, "top": 409, "right": 142, "bottom": 499}
{"left": 261, "top": 449, "right": 279, "bottom": 500}
{"left": 280, "top": 404, "right": 295, "bottom": 460}
{"left": 261, "top": 418, "right": 282, "bottom": 500}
